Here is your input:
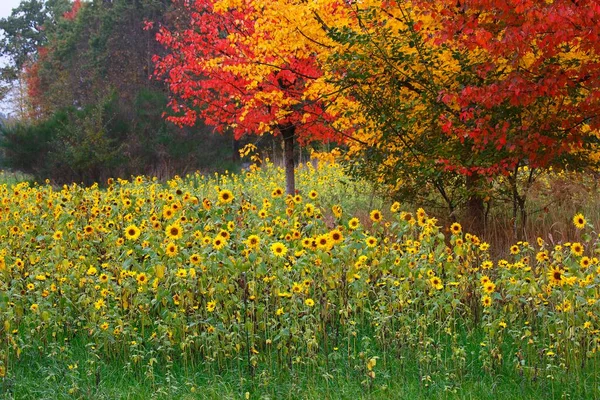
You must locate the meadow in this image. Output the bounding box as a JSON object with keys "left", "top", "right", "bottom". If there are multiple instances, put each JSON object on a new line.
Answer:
{"left": 0, "top": 159, "right": 599, "bottom": 399}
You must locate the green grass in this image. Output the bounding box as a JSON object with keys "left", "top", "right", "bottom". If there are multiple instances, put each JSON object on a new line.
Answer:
{"left": 3, "top": 334, "right": 598, "bottom": 400}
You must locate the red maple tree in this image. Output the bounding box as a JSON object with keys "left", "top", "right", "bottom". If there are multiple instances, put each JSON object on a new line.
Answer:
{"left": 153, "top": 0, "right": 345, "bottom": 194}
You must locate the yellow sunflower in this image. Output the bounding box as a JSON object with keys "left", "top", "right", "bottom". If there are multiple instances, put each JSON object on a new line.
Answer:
{"left": 573, "top": 213, "right": 586, "bottom": 229}
{"left": 450, "top": 222, "right": 462, "bottom": 235}
{"left": 165, "top": 223, "right": 183, "bottom": 240}
{"left": 245, "top": 235, "right": 261, "bottom": 250}
{"left": 365, "top": 236, "right": 378, "bottom": 248}
{"left": 329, "top": 229, "right": 344, "bottom": 245}
{"left": 218, "top": 189, "right": 234, "bottom": 204}
{"left": 369, "top": 209, "right": 382, "bottom": 223}
{"left": 124, "top": 224, "right": 141, "bottom": 241}
{"left": 547, "top": 265, "right": 565, "bottom": 286}
{"left": 270, "top": 242, "right": 288, "bottom": 257}
{"left": 165, "top": 242, "right": 178, "bottom": 257}
{"left": 571, "top": 242, "right": 584, "bottom": 257}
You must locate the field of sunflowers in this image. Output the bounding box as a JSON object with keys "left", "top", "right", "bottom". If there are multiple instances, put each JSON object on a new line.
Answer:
{"left": 1, "top": 160, "right": 599, "bottom": 398}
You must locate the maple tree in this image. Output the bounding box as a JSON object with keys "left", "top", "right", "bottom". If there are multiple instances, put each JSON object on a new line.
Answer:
{"left": 321, "top": 0, "right": 600, "bottom": 233}
{"left": 152, "top": 0, "right": 358, "bottom": 195}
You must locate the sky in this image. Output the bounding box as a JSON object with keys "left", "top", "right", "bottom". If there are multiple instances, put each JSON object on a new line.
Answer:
{"left": 0, "top": 0, "right": 25, "bottom": 116}
{"left": 0, "top": 0, "right": 23, "bottom": 20}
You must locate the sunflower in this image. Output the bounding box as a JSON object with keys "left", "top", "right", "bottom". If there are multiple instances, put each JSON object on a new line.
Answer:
{"left": 206, "top": 301, "right": 217, "bottom": 312}
{"left": 308, "top": 190, "right": 318, "bottom": 200}
{"left": 365, "top": 236, "right": 378, "bottom": 248}
{"left": 165, "top": 223, "right": 183, "bottom": 240}
{"left": 162, "top": 206, "right": 175, "bottom": 219}
{"left": 481, "top": 295, "right": 492, "bottom": 307}
{"left": 304, "top": 203, "right": 315, "bottom": 216}
{"left": 124, "top": 224, "right": 141, "bottom": 240}
{"left": 348, "top": 217, "right": 360, "bottom": 230}
{"left": 316, "top": 234, "right": 331, "bottom": 250}
{"left": 292, "top": 282, "right": 303, "bottom": 293}
{"left": 218, "top": 230, "right": 230, "bottom": 240}
{"left": 202, "top": 198, "right": 212, "bottom": 210}
{"left": 429, "top": 276, "right": 443, "bottom": 290}
{"left": 217, "top": 189, "right": 234, "bottom": 204}
{"left": 332, "top": 205, "right": 342, "bottom": 218}
{"left": 510, "top": 245, "right": 520, "bottom": 255}
{"left": 571, "top": 242, "right": 584, "bottom": 257}
{"left": 270, "top": 242, "right": 288, "bottom": 257}
{"left": 99, "top": 273, "right": 109, "bottom": 283}
{"left": 53, "top": 230, "right": 63, "bottom": 240}
{"left": 305, "top": 298, "right": 315, "bottom": 307}
{"left": 580, "top": 256, "right": 591, "bottom": 269}
{"left": 176, "top": 269, "right": 187, "bottom": 278}
{"left": 213, "top": 237, "right": 226, "bottom": 250}
{"left": 329, "top": 229, "right": 344, "bottom": 244}
{"left": 165, "top": 242, "right": 178, "bottom": 257}
{"left": 573, "top": 213, "right": 586, "bottom": 229}
{"left": 481, "top": 261, "right": 493, "bottom": 270}
{"left": 369, "top": 209, "right": 382, "bottom": 223}
{"left": 83, "top": 225, "right": 94, "bottom": 235}
{"left": 450, "top": 222, "right": 462, "bottom": 235}
{"left": 271, "top": 187, "right": 284, "bottom": 198}
{"left": 390, "top": 201, "right": 401, "bottom": 213}
{"left": 189, "top": 253, "right": 201, "bottom": 265}
{"left": 547, "top": 265, "right": 565, "bottom": 286}
{"left": 536, "top": 251, "right": 549, "bottom": 263}
{"left": 245, "top": 234, "right": 261, "bottom": 249}
{"left": 136, "top": 273, "right": 148, "bottom": 285}
{"left": 483, "top": 282, "right": 496, "bottom": 294}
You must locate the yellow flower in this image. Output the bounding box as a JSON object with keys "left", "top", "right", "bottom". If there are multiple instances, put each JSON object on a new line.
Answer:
{"left": 213, "top": 236, "right": 226, "bottom": 250}
{"left": 369, "top": 209, "right": 382, "bottom": 223}
{"left": 245, "top": 235, "right": 260, "bottom": 250}
{"left": 124, "top": 224, "right": 141, "bottom": 240}
{"left": 165, "top": 242, "right": 178, "bottom": 257}
{"left": 548, "top": 266, "right": 565, "bottom": 286}
{"left": 165, "top": 223, "right": 183, "bottom": 240}
{"left": 271, "top": 187, "right": 284, "bottom": 198}
{"left": 305, "top": 298, "right": 315, "bottom": 307}
{"left": 429, "top": 276, "right": 443, "bottom": 290}
{"left": 218, "top": 189, "right": 234, "bottom": 204}
{"left": 348, "top": 217, "right": 360, "bottom": 230}
{"left": 450, "top": 222, "right": 462, "bottom": 235}
{"left": 365, "top": 236, "right": 377, "bottom": 248}
{"left": 136, "top": 273, "right": 148, "bottom": 285}
{"left": 573, "top": 213, "right": 586, "bottom": 229}
{"left": 482, "top": 295, "right": 492, "bottom": 307}
{"left": 270, "top": 242, "right": 288, "bottom": 257}
{"left": 206, "top": 300, "right": 216, "bottom": 312}
{"left": 329, "top": 229, "right": 343, "bottom": 245}
{"left": 571, "top": 242, "right": 584, "bottom": 257}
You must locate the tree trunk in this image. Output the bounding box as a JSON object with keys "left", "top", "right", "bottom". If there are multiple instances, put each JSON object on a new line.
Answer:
{"left": 281, "top": 124, "right": 296, "bottom": 195}
{"left": 232, "top": 136, "right": 240, "bottom": 163}
{"left": 465, "top": 173, "right": 485, "bottom": 235}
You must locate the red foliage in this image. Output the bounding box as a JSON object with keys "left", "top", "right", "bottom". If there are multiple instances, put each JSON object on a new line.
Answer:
{"left": 63, "top": 0, "right": 81, "bottom": 21}
{"left": 420, "top": 0, "right": 600, "bottom": 175}
{"left": 153, "top": 0, "right": 344, "bottom": 144}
